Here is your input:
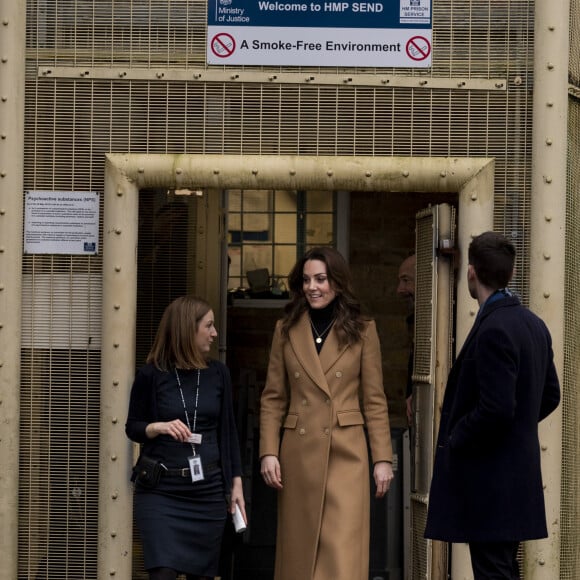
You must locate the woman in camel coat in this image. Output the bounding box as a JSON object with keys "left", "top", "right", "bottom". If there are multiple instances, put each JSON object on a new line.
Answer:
{"left": 260, "top": 247, "right": 394, "bottom": 580}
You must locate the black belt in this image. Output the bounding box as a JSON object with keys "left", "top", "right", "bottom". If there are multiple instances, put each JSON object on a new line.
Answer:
{"left": 162, "top": 461, "right": 221, "bottom": 478}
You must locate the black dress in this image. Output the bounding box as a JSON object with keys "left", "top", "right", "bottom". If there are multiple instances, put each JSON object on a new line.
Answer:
{"left": 132, "top": 365, "right": 227, "bottom": 576}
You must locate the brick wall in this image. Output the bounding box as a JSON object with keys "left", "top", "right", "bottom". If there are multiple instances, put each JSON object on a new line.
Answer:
{"left": 350, "top": 193, "right": 427, "bottom": 426}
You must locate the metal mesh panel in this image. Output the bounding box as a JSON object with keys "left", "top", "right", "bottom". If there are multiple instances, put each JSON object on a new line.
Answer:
{"left": 562, "top": 2, "right": 580, "bottom": 572}
{"left": 410, "top": 502, "right": 429, "bottom": 579}
{"left": 27, "top": 0, "right": 528, "bottom": 78}
{"left": 134, "top": 189, "right": 200, "bottom": 367}
{"left": 571, "top": 0, "right": 580, "bottom": 91}
{"left": 22, "top": 77, "right": 533, "bottom": 293}
{"left": 19, "top": 349, "right": 100, "bottom": 579}
{"left": 414, "top": 211, "right": 435, "bottom": 380}
{"left": 561, "top": 97, "right": 580, "bottom": 579}
{"left": 19, "top": 248, "right": 102, "bottom": 580}
{"left": 17, "top": 0, "right": 578, "bottom": 577}
{"left": 411, "top": 207, "right": 452, "bottom": 579}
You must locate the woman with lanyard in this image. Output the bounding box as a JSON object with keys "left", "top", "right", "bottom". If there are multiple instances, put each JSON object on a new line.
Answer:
{"left": 126, "top": 295, "right": 246, "bottom": 580}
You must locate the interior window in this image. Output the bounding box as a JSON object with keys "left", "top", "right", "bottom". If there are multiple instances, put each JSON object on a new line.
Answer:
{"left": 227, "top": 190, "right": 335, "bottom": 298}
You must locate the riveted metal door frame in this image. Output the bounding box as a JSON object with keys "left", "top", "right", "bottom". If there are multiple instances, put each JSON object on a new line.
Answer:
{"left": 97, "top": 153, "right": 494, "bottom": 579}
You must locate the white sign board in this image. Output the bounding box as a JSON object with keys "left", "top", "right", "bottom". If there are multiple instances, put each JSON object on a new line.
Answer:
{"left": 207, "top": 0, "right": 432, "bottom": 67}
{"left": 24, "top": 191, "right": 100, "bottom": 255}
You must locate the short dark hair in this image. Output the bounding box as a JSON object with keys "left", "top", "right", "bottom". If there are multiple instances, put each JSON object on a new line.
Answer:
{"left": 468, "top": 231, "right": 515, "bottom": 289}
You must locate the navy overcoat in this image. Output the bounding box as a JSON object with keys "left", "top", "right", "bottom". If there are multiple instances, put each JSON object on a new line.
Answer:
{"left": 424, "top": 295, "right": 560, "bottom": 542}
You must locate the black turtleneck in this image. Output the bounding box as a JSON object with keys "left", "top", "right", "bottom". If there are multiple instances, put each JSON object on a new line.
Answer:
{"left": 308, "top": 300, "right": 336, "bottom": 353}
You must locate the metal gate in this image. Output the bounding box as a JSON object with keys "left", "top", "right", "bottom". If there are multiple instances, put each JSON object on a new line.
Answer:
{"left": 409, "top": 204, "right": 455, "bottom": 579}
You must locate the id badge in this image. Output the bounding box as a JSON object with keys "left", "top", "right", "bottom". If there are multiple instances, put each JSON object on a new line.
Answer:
{"left": 187, "top": 433, "right": 202, "bottom": 445}
{"left": 188, "top": 455, "right": 204, "bottom": 482}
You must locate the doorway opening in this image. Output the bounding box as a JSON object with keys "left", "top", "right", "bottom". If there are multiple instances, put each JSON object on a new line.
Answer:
{"left": 100, "top": 153, "right": 495, "bottom": 580}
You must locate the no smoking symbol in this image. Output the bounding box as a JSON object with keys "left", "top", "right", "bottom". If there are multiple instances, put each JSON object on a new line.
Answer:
{"left": 406, "top": 36, "right": 431, "bottom": 61}
{"left": 211, "top": 33, "right": 236, "bottom": 58}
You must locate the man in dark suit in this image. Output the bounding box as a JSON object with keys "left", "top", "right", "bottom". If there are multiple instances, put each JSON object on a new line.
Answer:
{"left": 424, "top": 231, "right": 560, "bottom": 579}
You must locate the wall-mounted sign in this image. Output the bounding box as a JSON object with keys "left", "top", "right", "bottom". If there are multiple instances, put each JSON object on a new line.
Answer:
{"left": 207, "top": 0, "right": 432, "bottom": 67}
{"left": 24, "top": 191, "right": 100, "bottom": 255}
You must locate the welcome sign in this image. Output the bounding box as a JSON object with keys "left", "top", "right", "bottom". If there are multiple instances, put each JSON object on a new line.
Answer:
{"left": 207, "top": 0, "right": 432, "bottom": 67}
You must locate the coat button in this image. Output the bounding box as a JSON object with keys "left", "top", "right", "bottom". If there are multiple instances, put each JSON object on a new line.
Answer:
{"left": 302, "top": 399, "right": 308, "bottom": 406}
{"left": 324, "top": 428, "right": 330, "bottom": 435}
{"left": 325, "top": 398, "right": 330, "bottom": 405}
{"left": 299, "top": 428, "right": 306, "bottom": 435}
{"left": 294, "top": 371, "right": 300, "bottom": 378}
{"left": 335, "top": 371, "right": 342, "bottom": 378}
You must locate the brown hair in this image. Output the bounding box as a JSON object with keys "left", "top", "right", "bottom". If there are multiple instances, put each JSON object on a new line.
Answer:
{"left": 147, "top": 295, "right": 212, "bottom": 370}
{"left": 282, "top": 246, "right": 366, "bottom": 346}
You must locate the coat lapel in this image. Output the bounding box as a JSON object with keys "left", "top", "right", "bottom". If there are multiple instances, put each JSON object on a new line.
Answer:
{"left": 288, "top": 312, "right": 347, "bottom": 397}
{"left": 318, "top": 324, "right": 349, "bottom": 375}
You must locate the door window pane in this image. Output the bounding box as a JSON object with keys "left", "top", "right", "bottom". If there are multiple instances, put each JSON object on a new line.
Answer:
{"left": 274, "top": 213, "right": 297, "bottom": 244}
{"left": 227, "top": 190, "right": 334, "bottom": 295}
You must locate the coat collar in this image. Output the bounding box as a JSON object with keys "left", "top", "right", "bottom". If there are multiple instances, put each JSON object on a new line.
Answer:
{"left": 288, "top": 312, "right": 349, "bottom": 396}
{"left": 456, "top": 294, "right": 521, "bottom": 361}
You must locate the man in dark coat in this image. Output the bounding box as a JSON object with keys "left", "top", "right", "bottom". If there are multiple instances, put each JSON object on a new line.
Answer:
{"left": 424, "top": 231, "right": 560, "bottom": 579}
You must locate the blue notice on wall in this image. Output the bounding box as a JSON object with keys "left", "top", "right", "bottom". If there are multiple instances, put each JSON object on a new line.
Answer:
{"left": 207, "top": 0, "right": 432, "bottom": 67}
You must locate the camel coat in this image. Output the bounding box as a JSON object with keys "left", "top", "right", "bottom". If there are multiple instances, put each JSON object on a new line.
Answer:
{"left": 260, "top": 313, "right": 392, "bottom": 580}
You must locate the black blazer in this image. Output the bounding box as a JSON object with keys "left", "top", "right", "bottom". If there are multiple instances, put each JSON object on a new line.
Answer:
{"left": 125, "top": 359, "right": 243, "bottom": 494}
{"left": 424, "top": 295, "right": 560, "bottom": 542}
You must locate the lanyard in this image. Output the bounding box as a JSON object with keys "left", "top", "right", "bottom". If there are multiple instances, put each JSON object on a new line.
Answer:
{"left": 175, "top": 368, "right": 200, "bottom": 456}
